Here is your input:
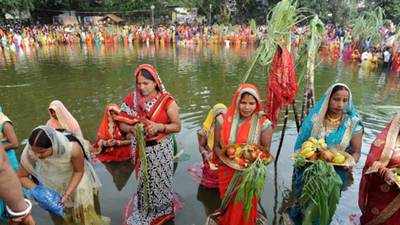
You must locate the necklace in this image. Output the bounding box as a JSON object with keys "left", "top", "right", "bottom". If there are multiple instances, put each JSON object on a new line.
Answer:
{"left": 326, "top": 113, "right": 342, "bottom": 124}
{"left": 324, "top": 113, "right": 342, "bottom": 132}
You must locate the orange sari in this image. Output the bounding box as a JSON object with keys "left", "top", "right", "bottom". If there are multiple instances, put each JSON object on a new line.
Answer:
{"left": 218, "top": 84, "right": 271, "bottom": 225}
{"left": 93, "top": 104, "right": 131, "bottom": 162}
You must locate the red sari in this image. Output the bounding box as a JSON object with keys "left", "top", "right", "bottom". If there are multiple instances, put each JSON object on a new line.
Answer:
{"left": 391, "top": 51, "right": 400, "bottom": 74}
{"left": 121, "top": 64, "right": 176, "bottom": 225}
{"left": 120, "top": 64, "right": 173, "bottom": 143}
{"left": 359, "top": 113, "right": 400, "bottom": 225}
{"left": 218, "top": 84, "right": 271, "bottom": 225}
{"left": 93, "top": 104, "right": 131, "bottom": 162}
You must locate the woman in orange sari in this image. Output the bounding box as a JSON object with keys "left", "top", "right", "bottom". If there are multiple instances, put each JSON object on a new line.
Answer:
{"left": 214, "top": 84, "right": 273, "bottom": 225}
{"left": 359, "top": 113, "right": 400, "bottom": 225}
{"left": 119, "top": 64, "right": 181, "bottom": 225}
{"left": 93, "top": 104, "right": 132, "bottom": 162}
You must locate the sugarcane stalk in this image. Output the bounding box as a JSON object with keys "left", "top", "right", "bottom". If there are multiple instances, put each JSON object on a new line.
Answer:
{"left": 242, "top": 48, "right": 262, "bottom": 83}
{"left": 292, "top": 101, "right": 300, "bottom": 132}
{"left": 275, "top": 107, "right": 289, "bottom": 163}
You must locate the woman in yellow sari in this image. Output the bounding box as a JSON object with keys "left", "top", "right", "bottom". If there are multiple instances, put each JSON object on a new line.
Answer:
{"left": 188, "top": 104, "right": 227, "bottom": 188}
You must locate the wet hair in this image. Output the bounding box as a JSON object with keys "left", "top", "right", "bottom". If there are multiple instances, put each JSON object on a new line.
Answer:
{"left": 330, "top": 85, "right": 349, "bottom": 98}
{"left": 28, "top": 128, "right": 52, "bottom": 149}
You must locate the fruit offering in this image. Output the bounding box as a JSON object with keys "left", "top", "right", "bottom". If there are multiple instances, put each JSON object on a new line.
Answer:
{"left": 298, "top": 137, "right": 347, "bottom": 165}
{"left": 224, "top": 144, "right": 271, "bottom": 168}
{"left": 392, "top": 168, "right": 400, "bottom": 184}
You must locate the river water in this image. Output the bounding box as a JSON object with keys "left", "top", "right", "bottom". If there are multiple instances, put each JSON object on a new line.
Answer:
{"left": 0, "top": 43, "right": 399, "bottom": 225}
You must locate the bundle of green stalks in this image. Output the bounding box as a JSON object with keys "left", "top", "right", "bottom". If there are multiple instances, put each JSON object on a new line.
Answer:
{"left": 298, "top": 160, "right": 342, "bottom": 225}
{"left": 351, "top": 7, "right": 385, "bottom": 46}
{"left": 135, "top": 123, "right": 151, "bottom": 212}
{"left": 242, "top": 0, "right": 305, "bottom": 82}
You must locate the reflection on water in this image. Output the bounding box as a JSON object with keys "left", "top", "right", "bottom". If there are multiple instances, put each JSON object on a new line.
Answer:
{"left": 1, "top": 44, "right": 400, "bottom": 225}
{"left": 102, "top": 161, "right": 134, "bottom": 191}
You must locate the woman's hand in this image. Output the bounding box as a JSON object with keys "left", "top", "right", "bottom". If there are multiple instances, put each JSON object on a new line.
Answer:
{"left": 9, "top": 215, "right": 35, "bottom": 225}
{"left": 145, "top": 121, "right": 165, "bottom": 136}
{"left": 378, "top": 166, "right": 395, "bottom": 185}
{"left": 60, "top": 192, "right": 72, "bottom": 204}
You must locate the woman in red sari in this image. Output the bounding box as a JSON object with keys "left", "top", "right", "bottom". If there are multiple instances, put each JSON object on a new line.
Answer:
{"left": 359, "top": 113, "right": 400, "bottom": 225}
{"left": 214, "top": 84, "right": 273, "bottom": 225}
{"left": 93, "top": 104, "right": 132, "bottom": 162}
{"left": 390, "top": 44, "right": 400, "bottom": 74}
{"left": 119, "top": 64, "right": 181, "bottom": 225}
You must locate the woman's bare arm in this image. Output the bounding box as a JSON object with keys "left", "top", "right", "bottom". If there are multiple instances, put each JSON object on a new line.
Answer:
{"left": 2, "top": 122, "right": 19, "bottom": 150}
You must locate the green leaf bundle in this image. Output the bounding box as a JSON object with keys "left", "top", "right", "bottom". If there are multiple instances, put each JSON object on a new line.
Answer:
{"left": 235, "top": 158, "right": 269, "bottom": 220}
{"left": 352, "top": 7, "right": 385, "bottom": 45}
{"left": 135, "top": 123, "right": 151, "bottom": 212}
{"left": 300, "top": 160, "right": 342, "bottom": 225}
{"left": 242, "top": 0, "right": 303, "bottom": 82}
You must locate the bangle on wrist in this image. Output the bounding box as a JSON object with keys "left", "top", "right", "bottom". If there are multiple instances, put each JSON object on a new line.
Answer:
{"left": 6, "top": 199, "right": 32, "bottom": 219}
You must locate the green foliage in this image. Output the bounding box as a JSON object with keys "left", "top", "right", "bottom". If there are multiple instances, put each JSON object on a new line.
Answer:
{"left": 0, "top": 0, "right": 34, "bottom": 12}
{"left": 376, "top": 0, "right": 400, "bottom": 23}
{"left": 258, "top": 0, "right": 302, "bottom": 65}
{"left": 300, "top": 160, "right": 342, "bottom": 225}
{"left": 134, "top": 123, "right": 150, "bottom": 212}
{"left": 220, "top": 158, "right": 270, "bottom": 220}
{"left": 304, "top": 15, "right": 324, "bottom": 90}
{"left": 235, "top": 158, "right": 268, "bottom": 219}
{"left": 249, "top": 18, "right": 257, "bottom": 35}
{"left": 352, "top": 7, "right": 385, "bottom": 45}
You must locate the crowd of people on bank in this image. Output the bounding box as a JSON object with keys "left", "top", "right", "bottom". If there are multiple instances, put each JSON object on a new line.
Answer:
{"left": 1, "top": 19, "right": 400, "bottom": 75}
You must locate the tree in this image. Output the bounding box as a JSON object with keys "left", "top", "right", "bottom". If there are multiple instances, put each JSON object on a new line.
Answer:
{"left": 0, "top": 0, "right": 34, "bottom": 14}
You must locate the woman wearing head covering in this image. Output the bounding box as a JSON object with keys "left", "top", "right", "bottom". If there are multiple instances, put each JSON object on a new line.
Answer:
{"left": 18, "top": 126, "right": 108, "bottom": 225}
{"left": 93, "top": 104, "right": 132, "bottom": 162}
{"left": 119, "top": 64, "right": 181, "bottom": 225}
{"left": 188, "top": 103, "right": 227, "bottom": 188}
{"left": 359, "top": 113, "right": 400, "bottom": 225}
{"left": 46, "top": 100, "right": 83, "bottom": 138}
{"left": 290, "top": 83, "right": 364, "bottom": 225}
{"left": 0, "top": 106, "right": 19, "bottom": 171}
{"left": 214, "top": 84, "right": 273, "bottom": 225}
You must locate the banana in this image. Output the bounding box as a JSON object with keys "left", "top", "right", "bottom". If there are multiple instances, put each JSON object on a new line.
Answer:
{"left": 309, "top": 137, "right": 318, "bottom": 145}
{"left": 396, "top": 175, "right": 400, "bottom": 183}
{"left": 302, "top": 141, "right": 315, "bottom": 149}
{"left": 300, "top": 147, "right": 316, "bottom": 158}
{"left": 332, "top": 153, "right": 346, "bottom": 164}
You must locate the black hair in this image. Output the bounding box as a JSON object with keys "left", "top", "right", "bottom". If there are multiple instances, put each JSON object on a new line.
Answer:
{"left": 140, "top": 69, "right": 156, "bottom": 82}
{"left": 28, "top": 128, "right": 52, "bottom": 148}
{"left": 240, "top": 92, "right": 258, "bottom": 102}
{"left": 330, "top": 85, "right": 349, "bottom": 98}
{"left": 138, "top": 69, "right": 160, "bottom": 91}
